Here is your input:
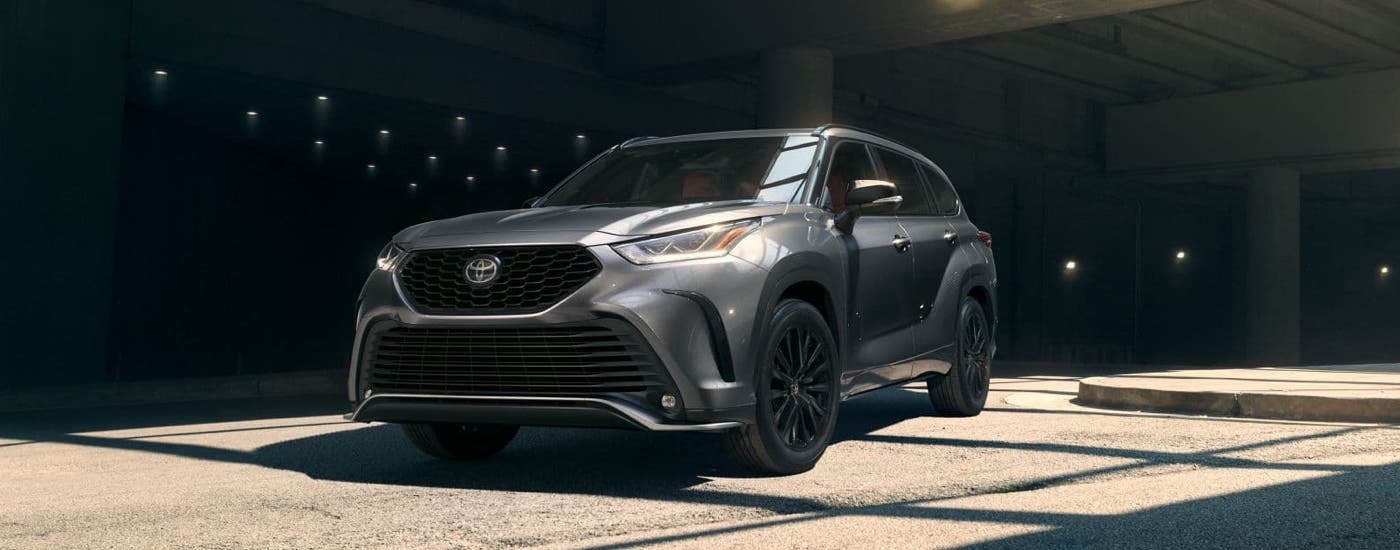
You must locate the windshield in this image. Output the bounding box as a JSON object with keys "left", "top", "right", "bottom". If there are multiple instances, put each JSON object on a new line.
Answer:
{"left": 541, "top": 136, "right": 819, "bottom": 207}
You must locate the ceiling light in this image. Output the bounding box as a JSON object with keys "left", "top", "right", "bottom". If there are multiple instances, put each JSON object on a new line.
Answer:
{"left": 496, "top": 146, "right": 507, "bottom": 151}
{"left": 1382, "top": 266, "right": 1391, "bottom": 276}
{"left": 575, "top": 134, "right": 586, "bottom": 139}
{"left": 408, "top": 182, "right": 418, "bottom": 188}
{"left": 153, "top": 69, "right": 168, "bottom": 76}
{"left": 314, "top": 140, "right": 324, "bottom": 145}
{"left": 466, "top": 176, "right": 476, "bottom": 182}
{"left": 316, "top": 95, "right": 329, "bottom": 101}
{"left": 366, "top": 163, "right": 376, "bottom": 169}
{"left": 1064, "top": 260, "right": 1077, "bottom": 271}
{"left": 246, "top": 111, "right": 258, "bottom": 116}
{"left": 379, "top": 129, "right": 390, "bottom": 135}
{"left": 455, "top": 116, "right": 466, "bottom": 121}
{"left": 530, "top": 168, "right": 540, "bottom": 173}
{"left": 427, "top": 155, "right": 437, "bottom": 161}
{"left": 1176, "top": 250, "right": 1187, "bottom": 260}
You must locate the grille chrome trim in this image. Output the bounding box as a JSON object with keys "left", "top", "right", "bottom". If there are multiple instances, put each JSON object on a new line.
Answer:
{"left": 344, "top": 393, "right": 742, "bottom": 432}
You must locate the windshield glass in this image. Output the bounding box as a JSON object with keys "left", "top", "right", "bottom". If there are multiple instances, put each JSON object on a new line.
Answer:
{"left": 541, "top": 136, "right": 818, "bottom": 207}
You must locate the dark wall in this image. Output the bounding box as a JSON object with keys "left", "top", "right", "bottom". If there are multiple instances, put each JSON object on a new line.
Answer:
{"left": 1301, "top": 170, "right": 1400, "bottom": 364}
{"left": 106, "top": 107, "right": 379, "bottom": 382}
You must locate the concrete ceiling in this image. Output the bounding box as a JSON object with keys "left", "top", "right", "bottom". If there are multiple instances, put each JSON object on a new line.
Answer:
{"left": 924, "top": 0, "right": 1400, "bottom": 104}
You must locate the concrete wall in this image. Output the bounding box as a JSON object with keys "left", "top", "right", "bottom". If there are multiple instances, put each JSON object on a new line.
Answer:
{"left": 1108, "top": 69, "right": 1400, "bottom": 174}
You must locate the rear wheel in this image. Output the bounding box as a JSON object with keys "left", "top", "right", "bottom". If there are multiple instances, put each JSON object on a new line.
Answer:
{"left": 725, "top": 299, "right": 840, "bottom": 475}
{"left": 928, "top": 297, "right": 991, "bottom": 416}
{"left": 400, "top": 423, "right": 518, "bottom": 460}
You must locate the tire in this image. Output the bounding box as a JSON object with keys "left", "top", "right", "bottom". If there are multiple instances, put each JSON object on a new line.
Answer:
{"left": 928, "top": 296, "right": 992, "bottom": 417}
{"left": 400, "top": 423, "right": 519, "bottom": 460}
{"left": 725, "top": 299, "right": 841, "bottom": 475}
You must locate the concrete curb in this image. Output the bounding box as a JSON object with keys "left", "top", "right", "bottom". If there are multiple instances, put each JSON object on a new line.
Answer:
{"left": 0, "top": 369, "right": 345, "bottom": 413}
{"left": 1076, "top": 378, "right": 1400, "bottom": 423}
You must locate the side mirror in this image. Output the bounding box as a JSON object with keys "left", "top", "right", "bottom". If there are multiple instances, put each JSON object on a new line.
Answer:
{"left": 523, "top": 196, "right": 542, "bottom": 208}
{"left": 834, "top": 180, "right": 901, "bottom": 233}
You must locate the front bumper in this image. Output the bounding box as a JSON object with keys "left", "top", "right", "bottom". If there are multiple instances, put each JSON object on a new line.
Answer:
{"left": 346, "top": 242, "right": 767, "bottom": 430}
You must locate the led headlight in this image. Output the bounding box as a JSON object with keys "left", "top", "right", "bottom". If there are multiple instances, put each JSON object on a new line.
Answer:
{"left": 376, "top": 242, "right": 407, "bottom": 271}
{"left": 612, "top": 219, "right": 760, "bottom": 265}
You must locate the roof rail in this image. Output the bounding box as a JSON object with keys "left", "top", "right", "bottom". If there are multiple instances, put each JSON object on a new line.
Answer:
{"left": 619, "top": 136, "right": 658, "bottom": 148}
{"left": 811, "top": 123, "right": 900, "bottom": 144}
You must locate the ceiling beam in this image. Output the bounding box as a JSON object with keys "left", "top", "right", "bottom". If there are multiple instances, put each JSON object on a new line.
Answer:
{"left": 925, "top": 47, "right": 1137, "bottom": 104}
{"left": 1011, "top": 29, "right": 1221, "bottom": 94}
{"left": 1113, "top": 13, "right": 1311, "bottom": 82}
{"left": 1234, "top": 0, "right": 1400, "bottom": 66}
{"left": 603, "top": 0, "right": 1198, "bottom": 77}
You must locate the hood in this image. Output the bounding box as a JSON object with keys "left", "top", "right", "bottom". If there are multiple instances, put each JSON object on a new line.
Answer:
{"left": 395, "top": 200, "right": 791, "bottom": 247}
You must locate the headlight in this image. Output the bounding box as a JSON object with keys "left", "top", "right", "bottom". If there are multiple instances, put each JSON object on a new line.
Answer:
{"left": 612, "top": 219, "right": 760, "bottom": 265}
{"left": 376, "top": 242, "right": 407, "bottom": 271}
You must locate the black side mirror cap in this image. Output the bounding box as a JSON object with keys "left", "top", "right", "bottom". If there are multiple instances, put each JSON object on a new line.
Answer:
{"left": 834, "top": 180, "right": 902, "bottom": 233}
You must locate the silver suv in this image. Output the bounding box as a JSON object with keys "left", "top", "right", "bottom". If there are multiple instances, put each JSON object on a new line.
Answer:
{"left": 346, "top": 125, "right": 997, "bottom": 474}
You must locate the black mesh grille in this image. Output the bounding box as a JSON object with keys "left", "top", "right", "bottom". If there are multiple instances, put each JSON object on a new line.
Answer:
{"left": 397, "top": 246, "right": 600, "bottom": 315}
{"left": 364, "top": 321, "right": 665, "bottom": 396}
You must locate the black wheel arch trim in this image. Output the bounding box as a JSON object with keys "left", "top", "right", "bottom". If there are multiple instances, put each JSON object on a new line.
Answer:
{"left": 662, "top": 289, "right": 736, "bottom": 383}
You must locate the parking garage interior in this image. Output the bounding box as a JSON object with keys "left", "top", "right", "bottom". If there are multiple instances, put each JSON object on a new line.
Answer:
{"left": 4, "top": 0, "right": 1400, "bottom": 389}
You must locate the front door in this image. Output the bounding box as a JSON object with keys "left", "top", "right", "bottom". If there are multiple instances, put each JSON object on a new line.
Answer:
{"left": 823, "top": 142, "right": 917, "bottom": 387}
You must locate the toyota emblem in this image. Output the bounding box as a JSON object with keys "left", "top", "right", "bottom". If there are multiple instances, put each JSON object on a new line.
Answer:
{"left": 464, "top": 255, "right": 502, "bottom": 286}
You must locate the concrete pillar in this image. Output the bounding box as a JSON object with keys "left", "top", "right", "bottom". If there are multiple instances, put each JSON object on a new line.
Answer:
{"left": 1245, "top": 167, "right": 1301, "bottom": 366}
{"left": 757, "top": 48, "right": 833, "bottom": 128}
{"left": 0, "top": 1, "right": 130, "bottom": 386}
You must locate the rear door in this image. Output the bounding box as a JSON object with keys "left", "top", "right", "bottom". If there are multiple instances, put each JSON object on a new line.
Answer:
{"left": 875, "top": 149, "right": 960, "bottom": 367}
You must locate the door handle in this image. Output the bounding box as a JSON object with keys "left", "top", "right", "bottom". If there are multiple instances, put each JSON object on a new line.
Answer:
{"left": 891, "top": 235, "right": 912, "bottom": 252}
{"left": 944, "top": 231, "right": 959, "bottom": 246}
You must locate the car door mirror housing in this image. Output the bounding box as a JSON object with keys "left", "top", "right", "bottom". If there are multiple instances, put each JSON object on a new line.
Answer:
{"left": 834, "top": 180, "right": 902, "bottom": 233}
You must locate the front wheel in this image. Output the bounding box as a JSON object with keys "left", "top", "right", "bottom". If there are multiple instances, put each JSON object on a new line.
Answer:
{"left": 400, "top": 423, "right": 519, "bottom": 460}
{"left": 725, "top": 299, "right": 841, "bottom": 475}
{"left": 928, "top": 297, "right": 991, "bottom": 416}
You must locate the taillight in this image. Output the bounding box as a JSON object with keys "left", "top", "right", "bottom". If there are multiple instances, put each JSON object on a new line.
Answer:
{"left": 976, "top": 231, "right": 992, "bottom": 248}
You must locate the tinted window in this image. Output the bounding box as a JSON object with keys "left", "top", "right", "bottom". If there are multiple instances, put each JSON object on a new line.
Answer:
{"left": 918, "top": 164, "right": 960, "bottom": 216}
{"left": 875, "top": 148, "right": 932, "bottom": 216}
{"left": 542, "top": 137, "right": 816, "bottom": 206}
{"left": 821, "top": 142, "right": 878, "bottom": 213}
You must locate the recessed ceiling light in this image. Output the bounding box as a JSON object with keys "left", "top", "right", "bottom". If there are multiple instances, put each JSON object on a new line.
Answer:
{"left": 153, "top": 69, "right": 168, "bottom": 76}
{"left": 1176, "top": 250, "right": 1187, "bottom": 260}
{"left": 408, "top": 182, "right": 418, "bottom": 188}
{"left": 316, "top": 95, "right": 329, "bottom": 101}
{"left": 455, "top": 116, "right": 466, "bottom": 121}
{"left": 530, "top": 168, "right": 540, "bottom": 173}
{"left": 366, "top": 163, "right": 376, "bottom": 169}
{"left": 1064, "top": 260, "right": 1078, "bottom": 271}
{"left": 427, "top": 155, "right": 437, "bottom": 161}
{"left": 314, "top": 140, "right": 324, "bottom": 145}
{"left": 575, "top": 134, "right": 586, "bottom": 139}
{"left": 379, "top": 129, "right": 390, "bottom": 135}
{"left": 1383, "top": 265, "right": 1391, "bottom": 276}
{"left": 466, "top": 176, "right": 476, "bottom": 182}
{"left": 246, "top": 111, "right": 258, "bottom": 116}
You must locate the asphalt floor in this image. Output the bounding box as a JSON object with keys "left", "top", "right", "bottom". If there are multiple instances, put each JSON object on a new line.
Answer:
{"left": 2, "top": 363, "right": 1397, "bottom": 549}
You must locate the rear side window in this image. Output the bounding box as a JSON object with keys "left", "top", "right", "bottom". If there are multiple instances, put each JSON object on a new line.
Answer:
{"left": 918, "top": 164, "right": 960, "bottom": 216}
{"left": 874, "top": 148, "right": 933, "bottom": 216}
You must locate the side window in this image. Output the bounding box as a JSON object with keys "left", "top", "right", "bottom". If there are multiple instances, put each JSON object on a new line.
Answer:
{"left": 918, "top": 164, "right": 960, "bottom": 216}
{"left": 874, "top": 148, "right": 933, "bottom": 216}
{"left": 821, "top": 142, "right": 878, "bottom": 213}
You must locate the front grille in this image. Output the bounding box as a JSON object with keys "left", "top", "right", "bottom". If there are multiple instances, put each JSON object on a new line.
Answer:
{"left": 397, "top": 246, "right": 600, "bottom": 315}
{"left": 363, "top": 321, "right": 666, "bottom": 396}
